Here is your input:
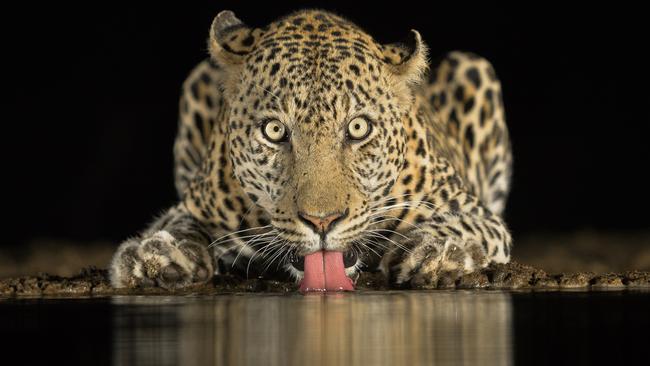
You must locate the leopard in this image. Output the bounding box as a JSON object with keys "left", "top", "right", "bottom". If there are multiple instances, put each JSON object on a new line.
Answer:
{"left": 110, "top": 9, "right": 513, "bottom": 290}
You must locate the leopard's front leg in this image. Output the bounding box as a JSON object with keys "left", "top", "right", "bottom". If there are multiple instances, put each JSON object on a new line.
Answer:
{"left": 382, "top": 194, "right": 511, "bottom": 289}
{"left": 110, "top": 204, "right": 214, "bottom": 290}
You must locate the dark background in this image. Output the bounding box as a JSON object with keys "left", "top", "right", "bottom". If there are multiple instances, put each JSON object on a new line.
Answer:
{"left": 3, "top": 2, "right": 649, "bottom": 249}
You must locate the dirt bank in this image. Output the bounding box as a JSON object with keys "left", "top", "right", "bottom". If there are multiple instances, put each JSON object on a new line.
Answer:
{"left": 1, "top": 261, "right": 649, "bottom": 297}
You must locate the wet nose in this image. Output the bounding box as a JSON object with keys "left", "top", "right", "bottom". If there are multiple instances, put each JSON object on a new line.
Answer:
{"left": 298, "top": 209, "right": 348, "bottom": 234}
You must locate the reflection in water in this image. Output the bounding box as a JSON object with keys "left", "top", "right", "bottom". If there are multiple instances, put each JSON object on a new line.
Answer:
{"left": 112, "top": 291, "right": 512, "bottom": 366}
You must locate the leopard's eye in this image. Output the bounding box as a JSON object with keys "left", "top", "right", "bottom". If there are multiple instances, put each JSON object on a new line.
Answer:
{"left": 262, "top": 119, "right": 288, "bottom": 143}
{"left": 347, "top": 117, "right": 371, "bottom": 140}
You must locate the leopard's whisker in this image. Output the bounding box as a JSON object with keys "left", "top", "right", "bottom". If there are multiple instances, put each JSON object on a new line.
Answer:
{"left": 277, "top": 242, "right": 295, "bottom": 270}
{"left": 253, "top": 83, "right": 281, "bottom": 103}
{"left": 210, "top": 230, "right": 276, "bottom": 247}
{"left": 231, "top": 232, "right": 278, "bottom": 267}
{"left": 262, "top": 240, "right": 290, "bottom": 272}
{"left": 369, "top": 193, "right": 425, "bottom": 207}
{"left": 370, "top": 200, "right": 440, "bottom": 214}
{"left": 256, "top": 234, "right": 283, "bottom": 252}
{"left": 369, "top": 216, "right": 420, "bottom": 230}
{"left": 245, "top": 234, "right": 286, "bottom": 275}
{"left": 363, "top": 230, "right": 413, "bottom": 254}
{"left": 244, "top": 241, "right": 275, "bottom": 277}
{"left": 259, "top": 234, "right": 284, "bottom": 258}
{"left": 352, "top": 237, "right": 382, "bottom": 258}
{"left": 368, "top": 227, "right": 411, "bottom": 241}
{"left": 354, "top": 234, "right": 393, "bottom": 253}
{"left": 208, "top": 225, "right": 273, "bottom": 247}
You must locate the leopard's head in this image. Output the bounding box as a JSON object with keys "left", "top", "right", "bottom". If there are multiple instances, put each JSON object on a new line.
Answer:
{"left": 209, "top": 10, "right": 428, "bottom": 271}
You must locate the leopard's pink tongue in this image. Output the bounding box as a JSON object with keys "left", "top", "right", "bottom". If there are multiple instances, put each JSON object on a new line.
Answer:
{"left": 299, "top": 251, "right": 354, "bottom": 292}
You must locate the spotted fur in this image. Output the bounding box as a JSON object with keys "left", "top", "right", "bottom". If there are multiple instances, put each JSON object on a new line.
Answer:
{"left": 111, "top": 9, "right": 512, "bottom": 289}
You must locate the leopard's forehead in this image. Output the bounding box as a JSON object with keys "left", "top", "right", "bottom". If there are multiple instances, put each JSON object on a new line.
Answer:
{"left": 252, "top": 10, "right": 385, "bottom": 64}
{"left": 239, "top": 10, "right": 391, "bottom": 113}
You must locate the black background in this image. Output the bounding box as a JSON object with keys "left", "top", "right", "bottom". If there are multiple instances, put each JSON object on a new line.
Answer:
{"left": 3, "top": 2, "right": 649, "bottom": 248}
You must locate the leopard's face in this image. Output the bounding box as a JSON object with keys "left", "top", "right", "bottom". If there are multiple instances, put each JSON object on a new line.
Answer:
{"left": 228, "top": 51, "right": 408, "bottom": 257}
{"left": 211, "top": 10, "right": 427, "bottom": 264}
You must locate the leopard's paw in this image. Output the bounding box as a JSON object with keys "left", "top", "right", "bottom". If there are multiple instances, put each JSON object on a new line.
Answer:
{"left": 110, "top": 230, "right": 213, "bottom": 290}
{"left": 391, "top": 234, "right": 488, "bottom": 289}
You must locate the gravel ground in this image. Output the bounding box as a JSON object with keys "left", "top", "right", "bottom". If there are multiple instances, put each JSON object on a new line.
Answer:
{"left": 1, "top": 261, "right": 649, "bottom": 297}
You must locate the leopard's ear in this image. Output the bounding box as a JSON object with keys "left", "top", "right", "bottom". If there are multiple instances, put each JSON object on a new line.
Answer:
{"left": 208, "top": 10, "right": 263, "bottom": 66}
{"left": 381, "top": 30, "right": 429, "bottom": 88}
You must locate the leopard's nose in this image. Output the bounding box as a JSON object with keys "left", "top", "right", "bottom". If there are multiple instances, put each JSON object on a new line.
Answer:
{"left": 298, "top": 209, "right": 348, "bottom": 234}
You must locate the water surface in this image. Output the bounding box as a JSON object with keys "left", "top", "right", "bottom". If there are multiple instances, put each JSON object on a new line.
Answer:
{"left": 1, "top": 291, "right": 648, "bottom": 365}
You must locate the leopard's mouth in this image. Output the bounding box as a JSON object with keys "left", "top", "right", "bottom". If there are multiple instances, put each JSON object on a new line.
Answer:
{"left": 288, "top": 249, "right": 358, "bottom": 271}
{"left": 289, "top": 249, "right": 359, "bottom": 292}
